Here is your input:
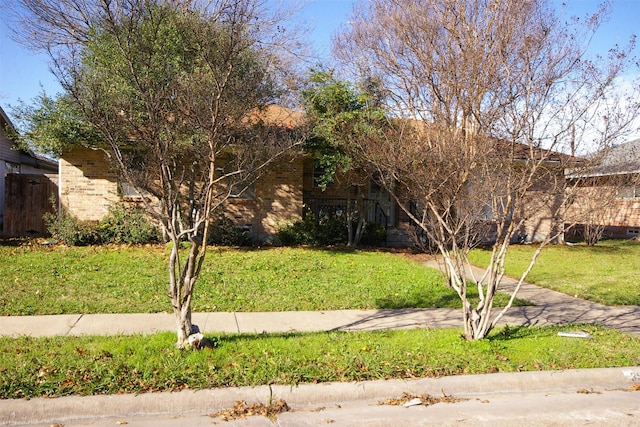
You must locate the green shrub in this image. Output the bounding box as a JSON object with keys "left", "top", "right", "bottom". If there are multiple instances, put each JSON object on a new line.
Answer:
{"left": 277, "top": 211, "right": 347, "bottom": 246}
{"left": 207, "top": 216, "right": 253, "bottom": 246}
{"left": 97, "top": 204, "right": 160, "bottom": 244}
{"left": 44, "top": 204, "right": 159, "bottom": 246}
{"left": 43, "top": 211, "right": 100, "bottom": 246}
{"left": 360, "top": 222, "right": 387, "bottom": 246}
{"left": 278, "top": 211, "right": 388, "bottom": 247}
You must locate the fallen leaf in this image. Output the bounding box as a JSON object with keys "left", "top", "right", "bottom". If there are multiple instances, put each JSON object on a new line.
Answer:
{"left": 380, "top": 392, "right": 467, "bottom": 407}
{"left": 577, "top": 388, "right": 601, "bottom": 395}
{"left": 208, "top": 399, "right": 290, "bottom": 421}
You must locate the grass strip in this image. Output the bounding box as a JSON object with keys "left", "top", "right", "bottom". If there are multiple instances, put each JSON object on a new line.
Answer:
{"left": 0, "top": 245, "right": 527, "bottom": 315}
{"left": 2, "top": 325, "right": 638, "bottom": 399}
{"left": 469, "top": 240, "right": 640, "bottom": 306}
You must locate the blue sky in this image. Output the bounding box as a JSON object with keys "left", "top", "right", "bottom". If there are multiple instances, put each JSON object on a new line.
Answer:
{"left": 1, "top": 0, "right": 638, "bottom": 120}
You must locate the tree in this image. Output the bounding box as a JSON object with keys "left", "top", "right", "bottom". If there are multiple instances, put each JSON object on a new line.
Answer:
{"left": 301, "top": 69, "right": 387, "bottom": 246}
{"left": 334, "top": 0, "right": 640, "bottom": 339}
{"left": 11, "top": 0, "right": 305, "bottom": 347}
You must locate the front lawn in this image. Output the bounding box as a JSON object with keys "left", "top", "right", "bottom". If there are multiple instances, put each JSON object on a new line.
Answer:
{"left": 468, "top": 239, "right": 640, "bottom": 305}
{"left": 0, "top": 243, "right": 526, "bottom": 315}
{"left": 2, "top": 324, "right": 638, "bottom": 399}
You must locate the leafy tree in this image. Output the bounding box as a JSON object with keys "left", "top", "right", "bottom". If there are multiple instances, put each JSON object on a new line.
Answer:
{"left": 9, "top": 93, "right": 100, "bottom": 157}
{"left": 335, "top": 0, "right": 640, "bottom": 339}
{"left": 302, "top": 70, "right": 388, "bottom": 246}
{"left": 12, "top": 0, "right": 304, "bottom": 347}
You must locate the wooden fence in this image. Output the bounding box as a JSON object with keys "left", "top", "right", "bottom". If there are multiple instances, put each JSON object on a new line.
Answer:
{"left": 3, "top": 174, "right": 58, "bottom": 237}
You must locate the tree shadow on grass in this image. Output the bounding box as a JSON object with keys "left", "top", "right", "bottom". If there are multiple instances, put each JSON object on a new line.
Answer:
{"left": 376, "top": 293, "right": 462, "bottom": 309}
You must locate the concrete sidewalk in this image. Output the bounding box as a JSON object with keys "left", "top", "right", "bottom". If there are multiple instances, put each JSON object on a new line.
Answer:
{"left": 2, "top": 303, "right": 640, "bottom": 338}
{"left": 4, "top": 367, "right": 640, "bottom": 426}
{"left": 2, "top": 258, "right": 639, "bottom": 337}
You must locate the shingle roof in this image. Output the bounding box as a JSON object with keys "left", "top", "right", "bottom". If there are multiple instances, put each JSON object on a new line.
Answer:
{"left": 569, "top": 138, "right": 640, "bottom": 178}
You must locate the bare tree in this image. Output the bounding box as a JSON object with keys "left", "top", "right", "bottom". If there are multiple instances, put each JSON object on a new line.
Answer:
{"left": 11, "top": 0, "right": 306, "bottom": 347}
{"left": 335, "top": 0, "right": 640, "bottom": 339}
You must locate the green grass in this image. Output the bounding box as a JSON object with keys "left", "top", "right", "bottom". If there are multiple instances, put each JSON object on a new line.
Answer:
{"left": 468, "top": 240, "right": 640, "bottom": 306}
{"left": 0, "top": 244, "right": 526, "bottom": 315}
{"left": 2, "top": 324, "right": 638, "bottom": 399}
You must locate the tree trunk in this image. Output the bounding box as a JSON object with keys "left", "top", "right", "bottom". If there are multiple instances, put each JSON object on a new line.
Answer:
{"left": 174, "top": 302, "right": 193, "bottom": 347}
{"left": 346, "top": 195, "right": 354, "bottom": 246}
{"left": 348, "top": 186, "right": 366, "bottom": 247}
{"left": 167, "top": 230, "right": 200, "bottom": 348}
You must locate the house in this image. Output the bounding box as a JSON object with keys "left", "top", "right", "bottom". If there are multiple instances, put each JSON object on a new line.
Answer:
{"left": 58, "top": 107, "right": 572, "bottom": 246}
{"left": 58, "top": 106, "right": 306, "bottom": 242}
{"left": 0, "top": 106, "right": 58, "bottom": 236}
{"left": 565, "top": 138, "right": 640, "bottom": 239}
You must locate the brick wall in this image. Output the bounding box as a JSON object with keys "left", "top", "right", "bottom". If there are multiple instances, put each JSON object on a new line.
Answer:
{"left": 61, "top": 147, "right": 304, "bottom": 239}
{"left": 60, "top": 147, "right": 118, "bottom": 221}
{"left": 566, "top": 183, "right": 640, "bottom": 228}
{"left": 225, "top": 156, "right": 304, "bottom": 240}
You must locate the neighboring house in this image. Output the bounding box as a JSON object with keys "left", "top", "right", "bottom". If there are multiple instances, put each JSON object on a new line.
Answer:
{"left": 565, "top": 138, "right": 640, "bottom": 239}
{"left": 0, "top": 106, "right": 58, "bottom": 236}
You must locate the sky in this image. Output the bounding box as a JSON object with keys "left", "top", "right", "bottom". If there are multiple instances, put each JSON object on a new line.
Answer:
{"left": 1, "top": 0, "right": 639, "bottom": 123}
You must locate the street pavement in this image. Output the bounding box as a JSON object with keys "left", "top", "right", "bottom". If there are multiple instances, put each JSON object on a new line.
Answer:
{"left": 1, "top": 258, "right": 639, "bottom": 425}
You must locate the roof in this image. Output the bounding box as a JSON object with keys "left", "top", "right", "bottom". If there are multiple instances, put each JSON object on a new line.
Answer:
{"left": 0, "top": 105, "right": 58, "bottom": 173}
{"left": 567, "top": 138, "right": 640, "bottom": 178}
{"left": 494, "top": 139, "right": 575, "bottom": 164}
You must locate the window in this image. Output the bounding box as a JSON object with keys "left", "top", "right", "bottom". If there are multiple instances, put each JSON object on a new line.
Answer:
{"left": 119, "top": 182, "right": 152, "bottom": 199}
{"left": 229, "top": 179, "right": 256, "bottom": 200}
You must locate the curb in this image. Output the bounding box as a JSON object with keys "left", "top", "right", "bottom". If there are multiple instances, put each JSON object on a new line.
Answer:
{"left": 3, "top": 366, "right": 639, "bottom": 425}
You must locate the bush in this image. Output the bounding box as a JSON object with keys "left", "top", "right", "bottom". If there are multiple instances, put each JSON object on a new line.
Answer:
{"left": 44, "top": 204, "right": 159, "bottom": 246}
{"left": 277, "top": 211, "right": 348, "bottom": 246}
{"left": 360, "top": 222, "right": 387, "bottom": 246}
{"left": 278, "top": 211, "right": 388, "bottom": 247}
{"left": 207, "top": 216, "right": 253, "bottom": 246}
{"left": 44, "top": 211, "right": 100, "bottom": 246}
{"left": 97, "top": 204, "right": 160, "bottom": 244}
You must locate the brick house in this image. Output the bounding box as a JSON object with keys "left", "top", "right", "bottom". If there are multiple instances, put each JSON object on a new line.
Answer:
{"left": 1, "top": 106, "right": 58, "bottom": 236}
{"left": 58, "top": 106, "right": 306, "bottom": 241}
{"left": 58, "top": 107, "right": 571, "bottom": 246}
{"left": 565, "top": 138, "right": 640, "bottom": 239}
{"left": 59, "top": 146, "right": 407, "bottom": 243}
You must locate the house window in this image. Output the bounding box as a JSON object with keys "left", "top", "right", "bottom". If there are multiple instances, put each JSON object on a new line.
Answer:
{"left": 229, "top": 180, "right": 256, "bottom": 200}
{"left": 119, "top": 182, "right": 152, "bottom": 199}
{"left": 617, "top": 185, "right": 639, "bottom": 199}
